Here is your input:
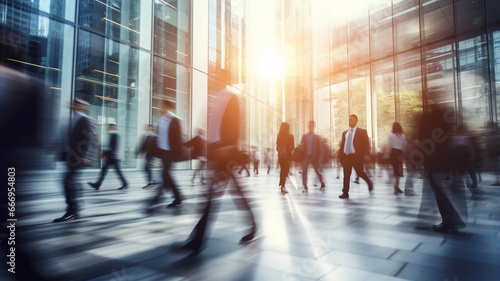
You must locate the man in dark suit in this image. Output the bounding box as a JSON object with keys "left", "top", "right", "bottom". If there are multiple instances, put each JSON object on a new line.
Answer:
{"left": 301, "top": 120, "right": 325, "bottom": 193}
{"left": 88, "top": 124, "right": 129, "bottom": 190}
{"left": 54, "top": 98, "right": 98, "bottom": 222}
{"left": 137, "top": 124, "right": 158, "bottom": 189}
{"left": 150, "top": 99, "right": 184, "bottom": 208}
{"left": 184, "top": 128, "right": 207, "bottom": 184}
{"left": 338, "top": 114, "right": 373, "bottom": 199}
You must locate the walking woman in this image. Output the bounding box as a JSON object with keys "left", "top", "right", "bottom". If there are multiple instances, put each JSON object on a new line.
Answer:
{"left": 276, "top": 122, "right": 294, "bottom": 194}
{"left": 386, "top": 122, "right": 406, "bottom": 194}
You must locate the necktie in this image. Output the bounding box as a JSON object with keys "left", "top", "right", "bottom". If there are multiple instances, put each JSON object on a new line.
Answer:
{"left": 346, "top": 129, "right": 353, "bottom": 155}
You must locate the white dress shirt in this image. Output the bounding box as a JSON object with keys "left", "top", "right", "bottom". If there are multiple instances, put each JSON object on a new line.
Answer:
{"left": 157, "top": 111, "right": 177, "bottom": 151}
{"left": 343, "top": 126, "right": 357, "bottom": 155}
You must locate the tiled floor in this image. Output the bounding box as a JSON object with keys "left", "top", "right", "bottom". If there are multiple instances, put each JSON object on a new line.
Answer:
{"left": 5, "top": 167, "right": 500, "bottom": 280}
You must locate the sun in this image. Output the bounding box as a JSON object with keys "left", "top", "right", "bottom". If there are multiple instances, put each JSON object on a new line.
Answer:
{"left": 258, "top": 48, "right": 285, "bottom": 79}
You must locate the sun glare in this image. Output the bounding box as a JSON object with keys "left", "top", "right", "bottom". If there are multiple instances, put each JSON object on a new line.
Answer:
{"left": 258, "top": 49, "right": 285, "bottom": 79}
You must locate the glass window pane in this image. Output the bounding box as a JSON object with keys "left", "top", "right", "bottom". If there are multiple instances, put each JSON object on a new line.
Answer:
{"left": 154, "top": 0, "right": 191, "bottom": 65}
{"left": 421, "top": 0, "right": 454, "bottom": 44}
{"left": 348, "top": 5, "right": 370, "bottom": 67}
{"left": 75, "top": 31, "right": 144, "bottom": 168}
{"left": 152, "top": 56, "right": 191, "bottom": 169}
{"left": 459, "top": 36, "right": 491, "bottom": 128}
{"left": 373, "top": 58, "right": 395, "bottom": 151}
{"left": 0, "top": 4, "right": 75, "bottom": 163}
{"left": 394, "top": 0, "right": 420, "bottom": 53}
{"left": 331, "top": 74, "right": 348, "bottom": 149}
{"left": 423, "top": 41, "right": 456, "bottom": 110}
{"left": 370, "top": 1, "right": 393, "bottom": 60}
{"left": 396, "top": 50, "right": 423, "bottom": 140}
{"left": 350, "top": 64, "right": 371, "bottom": 133}
{"left": 7, "top": 0, "right": 76, "bottom": 22}
{"left": 79, "top": 0, "right": 152, "bottom": 49}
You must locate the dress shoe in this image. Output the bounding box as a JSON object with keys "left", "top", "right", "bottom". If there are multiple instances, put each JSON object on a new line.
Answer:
{"left": 405, "top": 190, "right": 417, "bottom": 196}
{"left": 302, "top": 186, "right": 308, "bottom": 193}
{"left": 338, "top": 193, "right": 349, "bottom": 199}
{"left": 241, "top": 228, "right": 256, "bottom": 243}
{"left": 320, "top": 182, "right": 326, "bottom": 189}
{"left": 87, "top": 182, "right": 100, "bottom": 190}
{"left": 432, "top": 223, "right": 462, "bottom": 233}
{"left": 118, "top": 185, "right": 129, "bottom": 190}
{"left": 53, "top": 213, "right": 79, "bottom": 223}
{"left": 143, "top": 183, "right": 154, "bottom": 189}
{"left": 354, "top": 180, "right": 360, "bottom": 184}
{"left": 394, "top": 186, "right": 403, "bottom": 194}
{"left": 281, "top": 186, "right": 289, "bottom": 194}
{"left": 167, "top": 200, "right": 183, "bottom": 208}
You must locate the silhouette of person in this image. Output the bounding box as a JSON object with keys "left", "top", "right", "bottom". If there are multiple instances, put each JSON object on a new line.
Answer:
{"left": 150, "top": 99, "right": 185, "bottom": 208}
{"left": 277, "top": 122, "right": 294, "bottom": 194}
{"left": 386, "top": 122, "right": 406, "bottom": 194}
{"left": 55, "top": 98, "right": 98, "bottom": 222}
{"left": 338, "top": 114, "right": 374, "bottom": 199}
{"left": 418, "top": 106, "right": 466, "bottom": 233}
{"left": 251, "top": 146, "right": 261, "bottom": 175}
{"left": 88, "top": 124, "right": 129, "bottom": 190}
{"left": 300, "top": 120, "right": 325, "bottom": 192}
{"left": 137, "top": 124, "right": 158, "bottom": 189}
{"left": 265, "top": 147, "right": 273, "bottom": 174}
{"left": 182, "top": 90, "right": 257, "bottom": 253}
{"left": 185, "top": 128, "right": 207, "bottom": 184}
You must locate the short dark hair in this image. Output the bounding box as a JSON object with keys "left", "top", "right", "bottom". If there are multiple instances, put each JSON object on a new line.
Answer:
{"left": 309, "top": 120, "right": 315, "bottom": 125}
{"left": 349, "top": 114, "right": 358, "bottom": 122}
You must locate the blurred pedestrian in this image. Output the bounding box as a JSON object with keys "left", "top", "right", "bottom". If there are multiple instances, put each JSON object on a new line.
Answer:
{"left": 386, "top": 122, "right": 406, "bottom": 194}
{"left": 88, "top": 124, "right": 129, "bottom": 190}
{"left": 149, "top": 99, "right": 185, "bottom": 208}
{"left": 185, "top": 128, "right": 207, "bottom": 185}
{"left": 300, "top": 120, "right": 325, "bottom": 192}
{"left": 136, "top": 124, "right": 158, "bottom": 189}
{"left": 182, "top": 90, "right": 257, "bottom": 253}
{"left": 277, "top": 122, "right": 294, "bottom": 194}
{"left": 264, "top": 147, "right": 273, "bottom": 174}
{"left": 251, "top": 146, "right": 261, "bottom": 175}
{"left": 54, "top": 98, "right": 98, "bottom": 222}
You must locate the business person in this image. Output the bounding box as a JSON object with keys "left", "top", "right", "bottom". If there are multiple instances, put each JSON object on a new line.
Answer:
{"left": 182, "top": 89, "right": 257, "bottom": 253}
{"left": 301, "top": 120, "right": 325, "bottom": 193}
{"left": 88, "top": 124, "right": 129, "bottom": 190}
{"left": 149, "top": 99, "right": 184, "bottom": 208}
{"left": 137, "top": 124, "right": 158, "bottom": 189}
{"left": 54, "top": 98, "right": 98, "bottom": 222}
{"left": 277, "top": 122, "right": 294, "bottom": 194}
{"left": 185, "top": 128, "right": 207, "bottom": 184}
{"left": 386, "top": 122, "right": 406, "bottom": 194}
{"left": 338, "top": 114, "right": 374, "bottom": 199}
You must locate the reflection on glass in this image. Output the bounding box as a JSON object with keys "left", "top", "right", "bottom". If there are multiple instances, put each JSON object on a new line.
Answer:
{"left": 7, "top": 0, "right": 76, "bottom": 22}
{"left": 79, "top": 0, "right": 152, "bottom": 49}
{"left": 75, "top": 30, "right": 141, "bottom": 168}
{"left": 373, "top": 58, "right": 395, "bottom": 150}
{"left": 397, "top": 50, "right": 423, "bottom": 140}
{"left": 154, "top": 0, "right": 191, "bottom": 65}
{"left": 152, "top": 56, "right": 191, "bottom": 169}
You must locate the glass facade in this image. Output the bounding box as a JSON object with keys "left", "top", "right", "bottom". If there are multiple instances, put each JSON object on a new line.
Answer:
{"left": 1, "top": 0, "right": 499, "bottom": 169}
{"left": 312, "top": 0, "right": 500, "bottom": 153}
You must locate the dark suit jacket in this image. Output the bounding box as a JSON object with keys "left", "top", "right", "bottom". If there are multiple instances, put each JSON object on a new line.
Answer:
{"left": 67, "top": 113, "right": 98, "bottom": 168}
{"left": 300, "top": 133, "right": 322, "bottom": 162}
{"left": 338, "top": 127, "right": 370, "bottom": 164}
{"left": 138, "top": 134, "right": 157, "bottom": 159}
{"left": 185, "top": 135, "right": 207, "bottom": 159}
{"left": 167, "top": 117, "right": 186, "bottom": 162}
{"left": 105, "top": 132, "right": 120, "bottom": 160}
